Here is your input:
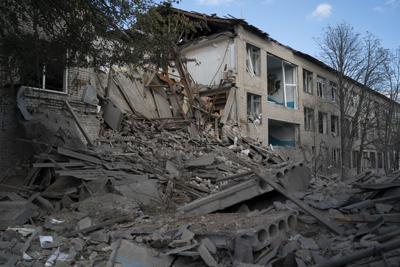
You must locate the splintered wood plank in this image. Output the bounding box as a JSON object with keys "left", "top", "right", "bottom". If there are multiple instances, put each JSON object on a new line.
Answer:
{"left": 57, "top": 147, "right": 102, "bottom": 165}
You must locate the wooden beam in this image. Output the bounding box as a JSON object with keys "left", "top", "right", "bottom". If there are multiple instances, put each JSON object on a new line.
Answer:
{"left": 64, "top": 100, "right": 93, "bottom": 146}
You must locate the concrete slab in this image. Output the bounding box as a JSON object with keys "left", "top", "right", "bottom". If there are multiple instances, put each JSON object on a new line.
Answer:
{"left": 110, "top": 239, "right": 173, "bottom": 267}
{"left": 0, "top": 201, "right": 36, "bottom": 230}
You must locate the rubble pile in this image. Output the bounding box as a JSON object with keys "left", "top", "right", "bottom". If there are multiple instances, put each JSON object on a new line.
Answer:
{"left": 1, "top": 117, "right": 400, "bottom": 266}
{"left": 2, "top": 116, "right": 400, "bottom": 266}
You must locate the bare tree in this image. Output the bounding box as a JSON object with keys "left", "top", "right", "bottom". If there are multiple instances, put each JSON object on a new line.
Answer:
{"left": 375, "top": 47, "right": 400, "bottom": 173}
{"left": 355, "top": 34, "right": 388, "bottom": 173}
{"left": 317, "top": 23, "right": 388, "bottom": 178}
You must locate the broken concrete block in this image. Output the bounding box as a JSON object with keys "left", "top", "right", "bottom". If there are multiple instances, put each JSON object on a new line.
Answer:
{"left": 375, "top": 203, "right": 393, "bottom": 213}
{"left": 0, "top": 201, "right": 36, "bottom": 230}
{"left": 165, "top": 160, "right": 180, "bottom": 178}
{"left": 233, "top": 236, "right": 253, "bottom": 264}
{"left": 185, "top": 154, "right": 216, "bottom": 168}
{"left": 72, "top": 193, "right": 138, "bottom": 216}
{"left": 109, "top": 240, "right": 173, "bottom": 267}
{"left": 89, "top": 229, "right": 109, "bottom": 243}
{"left": 198, "top": 243, "right": 219, "bottom": 267}
{"left": 114, "top": 180, "right": 162, "bottom": 206}
{"left": 103, "top": 99, "right": 124, "bottom": 131}
{"left": 178, "top": 179, "right": 273, "bottom": 216}
{"left": 202, "top": 238, "right": 217, "bottom": 254}
{"left": 298, "top": 236, "right": 319, "bottom": 250}
{"left": 78, "top": 217, "right": 92, "bottom": 230}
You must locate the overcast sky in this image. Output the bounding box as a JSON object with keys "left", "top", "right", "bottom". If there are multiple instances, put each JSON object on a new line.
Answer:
{"left": 174, "top": 0, "right": 400, "bottom": 58}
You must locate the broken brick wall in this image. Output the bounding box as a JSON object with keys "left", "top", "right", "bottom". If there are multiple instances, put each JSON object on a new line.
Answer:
{"left": 0, "top": 67, "right": 101, "bottom": 176}
{"left": 0, "top": 87, "right": 33, "bottom": 175}
{"left": 21, "top": 67, "right": 101, "bottom": 146}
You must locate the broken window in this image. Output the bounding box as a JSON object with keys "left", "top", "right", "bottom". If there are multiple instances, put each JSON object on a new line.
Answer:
{"left": 378, "top": 152, "right": 383, "bottom": 168}
{"left": 21, "top": 57, "right": 68, "bottom": 92}
{"left": 267, "top": 54, "right": 298, "bottom": 109}
{"left": 303, "top": 69, "right": 313, "bottom": 94}
{"left": 246, "top": 43, "right": 261, "bottom": 77}
{"left": 370, "top": 152, "right": 376, "bottom": 169}
{"left": 247, "top": 93, "right": 262, "bottom": 123}
{"left": 331, "top": 115, "right": 339, "bottom": 136}
{"left": 268, "top": 119, "right": 298, "bottom": 147}
{"left": 316, "top": 76, "right": 327, "bottom": 98}
{"left": 330, "top": 81, "right": 337, "bottom": 102}
{"left": 318, "top": 112, "right": 328, "bottom": 134}
{"left": 304, "top": 107, "right": 315, "bottom": 131}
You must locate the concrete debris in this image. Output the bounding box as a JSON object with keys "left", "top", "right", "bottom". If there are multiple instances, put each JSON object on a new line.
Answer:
{"left": 2, "top": 66, "right": 400, "bottom": 267}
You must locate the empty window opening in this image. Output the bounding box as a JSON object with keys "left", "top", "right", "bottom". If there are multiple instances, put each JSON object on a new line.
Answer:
{"left": 331, "top": 148, "right": 340, "bottom": 167}
{"left": 331, "top": 115, "right": 339, "bottom": 136}
{"left": 21, "top": 57, "right": 68, "bottom": 92}
{"left": 304, "top": 107, "right": 315, "bottom": 131}
{"left": 352, "top": 150, "right": 360, "bottom": 169}
{"left": 330, "top": 81, "right": 337, "bottom": 102}
{"left": 370, "top": 152, "right": 376, "bottom": 169}
{"left": 247, "top": 93, "right": 262, "bottom": 123}
{"left": 246, "top": 43, "right": 261, "bottom": 77}
{"left": 378, "top": 152, "right": 383, "bottom": 169}
{"left": 318, "top": 112, "right": 328, "bottom": 134}
{"left": 363, "top": 151, "right": 369, "bottom": 170}
{"left": 268, "top": 119, "right": 299, "bottom": 147}
{"left": 316, "top": 76, "right": 327, "bottom": 98}
{"left": 303, "top": 69, "right": 313, "bottom": 94}
{"left": 267, "top": 54, "right": 298, "bottom": 109}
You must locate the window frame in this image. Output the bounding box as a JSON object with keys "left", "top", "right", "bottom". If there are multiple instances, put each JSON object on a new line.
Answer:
{"left": 318, "top": 111, "right": 328, "bottom": 134}
{"left": 247, "top": 92, "right": 262, "bottom": 123}
{"left": 23, "top": 63, "right": 69, "bottom": 95}
{"left": 331, "top": 115, "right": 339, "bottom": 136}
{"left": 316, "top": 76, "right": 327, "bottom": 98}
{"left": 303, "top": 69, "right": 313, "bottom": 95}
{"left": 304, "top": 107, "right": 315, "bottom": 131}
{"left": 330, "top": 81, "right": 337, "bottom": 102}
{"left": 246, "top": 43, "right": 261, "bottom": 77}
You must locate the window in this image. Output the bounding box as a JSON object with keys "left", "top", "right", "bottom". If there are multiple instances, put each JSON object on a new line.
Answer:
{"left": 267, "top": 54, "right": 298, "bottom": 109}
{"left": 304, "top": 107, "right": 315, "bottom": 131}
{"left": 353, "top": 120, "right": 360, "bottom": 139}
{"left": 332, "top": 148, "right": 340, "bottom": 166}
{"left": 316, "top": 76, "right": 327, "bottom": 98}
{"left": 247, "top": 93, "right": 262, "bottom": 123}
{"left": 303, "top": 69, "right": 313, "bottom": 94}
{"left": 378, "top": 152, "right": 383, "bottom": 168}
{"left": 331, "top": 115, "right": 339, "bottom": 136}
{"left": 246, "top": 43, "right": 261, "bottom": 77}
{"left": 352, "top": 150, "right": 360, "bottom": 168}
{"left": 20, "top": 57, "right": 68, "bottom": 92}
{"left": 318, "top": 112, "right": 328, "bottom": 134}
{"left": 330, "top": 81, "right": 337, "bottom": 102}
{"left": 370, "top": 152, "right": 376, "bottom": 169}
{"left": 350, "top": 91, "right": 359, "bottom": 107}
{"left": 363, "top": 151, "right": 369, "bottom": 169}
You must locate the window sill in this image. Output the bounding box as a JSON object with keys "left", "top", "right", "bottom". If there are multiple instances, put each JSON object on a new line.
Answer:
{"left": 267, "top": 101, "right": 298, "bottom": 110}
{"left": 21, "top": 86, "right": 68, "bottom": 95}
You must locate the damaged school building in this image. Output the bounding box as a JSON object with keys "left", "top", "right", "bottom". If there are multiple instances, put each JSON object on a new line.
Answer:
{"left": 179, "top": 10, "right": 400, "bottom": 176}
{"left": 1, "top": 7, "right": 400, "bottom": 267}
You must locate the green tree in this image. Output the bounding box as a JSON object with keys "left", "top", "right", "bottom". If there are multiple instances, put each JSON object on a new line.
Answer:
{"left": 0, "top": 0, "right": 202, "bottom": 86}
